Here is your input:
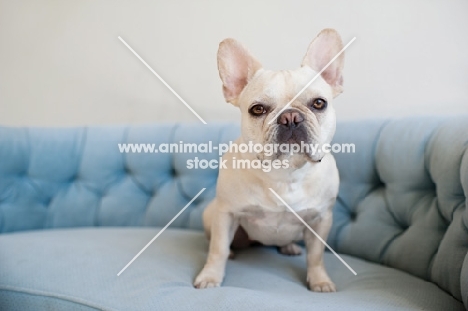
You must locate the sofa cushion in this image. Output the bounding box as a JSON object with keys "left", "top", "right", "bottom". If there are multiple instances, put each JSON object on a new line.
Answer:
{"left": 0, "top": 227, "right": 463, "bottom": 311}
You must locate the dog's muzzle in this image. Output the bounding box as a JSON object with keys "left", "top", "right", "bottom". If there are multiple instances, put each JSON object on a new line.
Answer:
{"left": 275, "top": 109, "right": 308, "bottom": 144}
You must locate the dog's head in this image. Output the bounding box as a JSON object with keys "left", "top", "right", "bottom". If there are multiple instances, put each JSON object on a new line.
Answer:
{"left": 218, "top": 29, "right": 345, "bottom": 162}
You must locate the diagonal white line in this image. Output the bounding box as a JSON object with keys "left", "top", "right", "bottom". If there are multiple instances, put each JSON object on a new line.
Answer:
{"left": 117, "top": 188, "right": 206, "bottom": 276}
{"left": 118, "top": 36, "right": 207, "bottom": 125}
{"left": 268, "top": 37, "right": 356, "bottom": 124}
{"left": 268, "top": 188, "right": 357, "bottom": 275}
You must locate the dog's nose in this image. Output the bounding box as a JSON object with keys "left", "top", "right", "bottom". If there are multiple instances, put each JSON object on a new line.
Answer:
{"left": 277, "top": 110, "right": 304, "bottom": 128}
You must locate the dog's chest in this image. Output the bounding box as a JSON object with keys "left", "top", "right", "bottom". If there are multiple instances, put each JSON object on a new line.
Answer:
{"left": 237, "top": 208, "right": 320, "bottom": 246}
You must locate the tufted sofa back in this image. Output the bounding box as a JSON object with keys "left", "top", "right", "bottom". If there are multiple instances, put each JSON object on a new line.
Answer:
{"left": 0, "top": 117, "right": 467, "bottom": 302}
{"left": 0, "top": 123, "right": 239, "bottom": 232}
{"left": 329, "top": 117, "right": 468, "bottom": 303}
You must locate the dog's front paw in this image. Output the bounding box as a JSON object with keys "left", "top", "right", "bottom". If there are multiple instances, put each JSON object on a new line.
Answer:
{"left": 194, "top": 269, "right": 223, "bottom": 289}
{"left": 308, "top": 280, "right": 336, "bottom": 293}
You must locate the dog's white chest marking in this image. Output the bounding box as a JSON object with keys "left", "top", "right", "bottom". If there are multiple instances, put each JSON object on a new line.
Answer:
{"left": 238, "top": 209, "right": 320, "bottom": 246}
{"left": 272, "top": 182, "right": 310, "bottom": 211}
{"left": 232, "top": 171, "right": 332, "bottom": 246}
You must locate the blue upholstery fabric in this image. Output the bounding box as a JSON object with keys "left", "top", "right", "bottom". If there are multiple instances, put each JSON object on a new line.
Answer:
{"left": 329, "top": 117, "right": 468, "bottom": 302}
{"left": 0, "top": 227, "right": 464, "bottom": 311}
{"left": 0, "top": 123, "right": 238, "bottom": 232}
{"left": 0, "top": 117, "right": 467, "bottom": 308}
{"left": 463, "top": 254, "right": 468, "bottom": 307}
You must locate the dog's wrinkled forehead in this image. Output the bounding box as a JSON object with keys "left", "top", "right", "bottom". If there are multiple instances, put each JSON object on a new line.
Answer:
{"left": 217, "top": 29, "right": 344, "bottom": 108}
{"left": 238, "top": 67, "right": 333, "bottom": 110}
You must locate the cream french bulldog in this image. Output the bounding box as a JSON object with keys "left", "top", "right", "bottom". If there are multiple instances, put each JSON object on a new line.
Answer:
{"left": 194, "top": 29, "right": 345, "bottom": 292}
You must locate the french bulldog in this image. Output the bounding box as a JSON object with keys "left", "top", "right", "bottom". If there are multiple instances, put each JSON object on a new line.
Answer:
{"left": 194, "top": 29, "right": 345, "bottom": 292}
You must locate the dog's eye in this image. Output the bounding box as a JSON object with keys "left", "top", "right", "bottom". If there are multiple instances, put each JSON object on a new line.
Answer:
{"left": 249, "top": 104, "right": 267, "bottom": 116}
{"left": 311, "top": 98, "right": 327, "bottom": 110}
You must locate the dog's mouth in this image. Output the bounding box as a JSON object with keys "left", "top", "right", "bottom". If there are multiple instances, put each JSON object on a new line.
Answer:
{"left": 256, "top": 121, "right": 325, "bottom": 163}
{"left": 275, "top": 124, "right": 308, "bottom": 144}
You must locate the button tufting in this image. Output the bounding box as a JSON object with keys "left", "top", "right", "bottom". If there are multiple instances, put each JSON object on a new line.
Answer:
{"left": 43, "top": 197, "right": 52, "bottom": 207}
{"left": 69, "top": 174, "right": 78, "bottom": 183}
{"left": 123, "top": 166, "right": 131, "bottom": 175}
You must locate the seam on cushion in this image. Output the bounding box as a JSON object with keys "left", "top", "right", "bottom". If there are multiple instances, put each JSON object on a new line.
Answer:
{"left": 427, "top": 233, "right": 441, "bottom": 281}
{"left": 26, "top": 177, "right": 54, "bottom": 228}
{"left": 123, "top": 126, "right": 154, "bottom": 197}
{"left": 462, "top": 214, "right": 468, "bottom": 235}
{"left": 463, "top": 253, "right": 468, "bottom": 309}
{"left": 77, "top": 127, "right": 105, "bottom": 227}
{"left": 201, "top": 123, "right": 230, "bottom": 194}
{"left": 92, "top": 197, "right": 105, "bottom": 227}
{"left": 427, "top": 121, "right": 467, "bottom": 223}
{"left": 403, "top": 118, "right": 445, "bottom": 222}
{"left": 125, "top": 175, "right": 151, "bottom": 226}
{"left": 214, "top": 124, "right": 234, "bottom": 177}
{"left": 76, "top": 127, "right": 88, "bottom": 180}
{"left": 374, "top": 120, "right": 406, "bottom": 230}
{"left": 93, "top": 189, "right": 105, "bottom": 227}
{"left": 334, "top": 120, "right": 389, "bottom": 248}
{"left": 408, "top": 191, "right": 441, "bottom": 228}
{"left": 0, "top": 286, "right": 116, "bottom": 311}
{"left": 207, "top": 123, "right": 233, "bottom": 179}
{"left": 142, "top": 124, "right": 179, "bottom": 223}
{"left": 381, "top": 184, "right": 406, "bottom": 229}
{"left": 431, "top": 197, "right": 450, "bottom": 230}
{"left": 450, "top": 200, "right": 466, "bottom": 223}
{"left": 72, "top": 178, "right": 104, "bottom": 227}
{"left": 92, "top": 127, "right": 128, "bottom": 227}
{"left": 372, "top": 119, "right": 390, "bottom": 184}
{"left": 0, "top": 128, "right": 12, "bottom": 229}
{"left": 422, "top": 120, "right": 443, "bottom": 190}
{"left": 121, "top": 125, "right": 130, "bottom": 173}
{"left": 336, "top": 195, "right": 350, "bottom": 214}
{"left": 175, "top": 178, "right": 191, "bottom": 202}
{"left": 379, "top": 153, "right": 411, "bottom": 260}
{"left": 333, "top": 196, "right": 351, "bottom": 249}
{"left": 25, "top": 179, "right": 47, "bottom": 202}
{"left": 127, "top": 171, "right": 153, "bottom": 197}
{"left": 364, "top": 182, "right": 385, "bottom": 200}
{"left": 378, "top": 228, "right": 405, "bottom": 262}
{"left": 424, "top": 122, "right": 443, "bottom": 224}
{"left": 334, "top": 184, "right": 382, "bottom": 247}
{"left": 25, "top": 127, "right": 31, "bottom": 177}
{"left": 159, "top": 123, "right": 179, "bottom": 189}
{"left": 171, "top": 124, "right": 195, "bottom": 228}
{"left": 24, "top": 128, "right": 47, "bottom": 232}
{"left": 460, "top": 140, "right": 468, "bottom": 204}
{"left": 172, "top": 124, "right": 199, "bottom": 202}
{"left": 458, "top": 141, "right": 468, "bottom": 225}
{"left": 426, "top": 199, "right": 464, "bottom": 282}
{"left": 68, "top": 128, "right": 96, "bottom": 226}
{"left": 169, "top": 123, "right": 180, "bottom": 176}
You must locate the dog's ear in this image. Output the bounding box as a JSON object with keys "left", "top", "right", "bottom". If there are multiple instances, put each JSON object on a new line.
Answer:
{"left": 218, "top": 39, "right": 262, "bottom": 106}
{"left": 302, "top": 29, "right": 344, "bottom": 96}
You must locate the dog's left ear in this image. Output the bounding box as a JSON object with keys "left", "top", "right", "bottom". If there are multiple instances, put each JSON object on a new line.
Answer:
{"left": 302, "top": 29, "right": 344, "bottom": 96}
{"left": 218, "top": 39, "right": 262, "bottom": 106}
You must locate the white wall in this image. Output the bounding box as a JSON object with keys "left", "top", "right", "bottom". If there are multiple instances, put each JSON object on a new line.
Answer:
{"left": 1, "top": 0, "right": 467, "bottom": 126}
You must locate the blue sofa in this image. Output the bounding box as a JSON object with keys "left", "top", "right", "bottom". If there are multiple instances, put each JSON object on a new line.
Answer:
{"left": 1, "top": 117, "right": 467, "bottom": 310}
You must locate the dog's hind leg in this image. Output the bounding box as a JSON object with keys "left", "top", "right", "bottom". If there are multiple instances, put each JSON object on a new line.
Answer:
{"left": 278, "top": 243, "right": 303, "bottom": 256}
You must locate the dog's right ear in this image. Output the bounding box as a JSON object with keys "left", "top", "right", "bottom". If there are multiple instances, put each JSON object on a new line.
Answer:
{"left": 217, "top": 39, "right": 262, "bottom": 106}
